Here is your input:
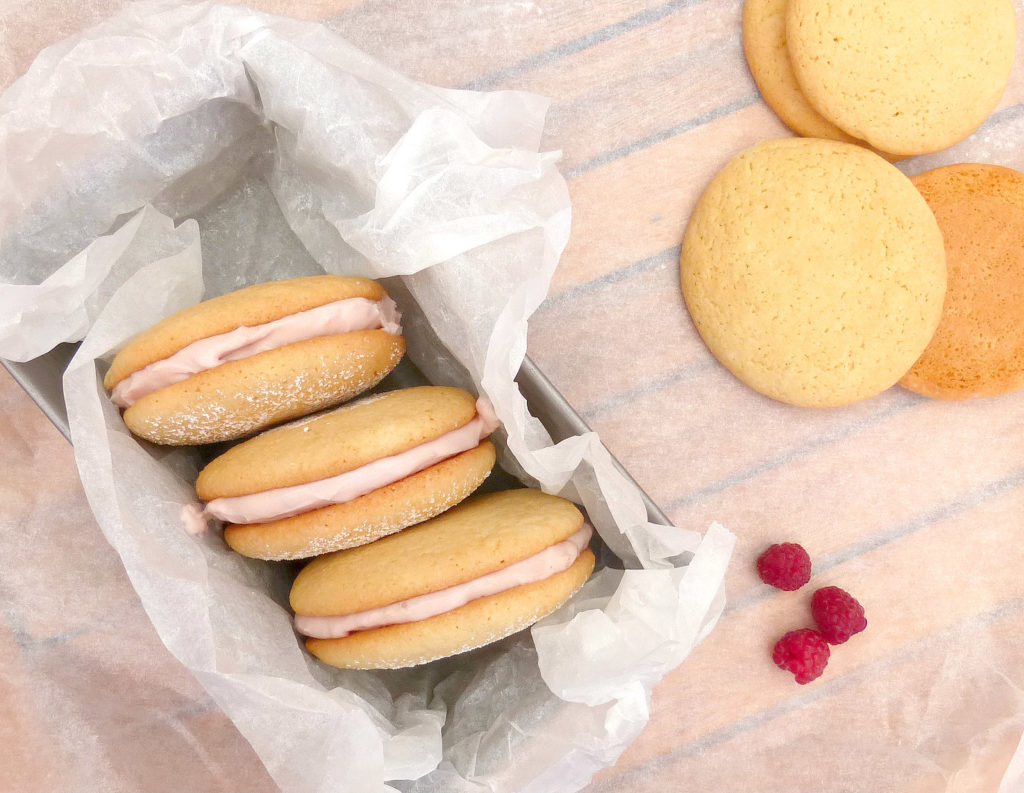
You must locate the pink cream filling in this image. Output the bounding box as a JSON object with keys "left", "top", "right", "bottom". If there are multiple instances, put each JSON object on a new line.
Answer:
{"left": 294, "top": 523, "right": 593, "bottom": 639}
{"left": 111, "top": 296, "right": 402, "bottom": 408}
{"left": 200, "top": 396, "right": 500, "bottom": 525}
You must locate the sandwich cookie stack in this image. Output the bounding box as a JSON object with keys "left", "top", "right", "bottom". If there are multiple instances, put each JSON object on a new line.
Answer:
{"left": 106, "top": 275, "right": 597, "bottom": 669}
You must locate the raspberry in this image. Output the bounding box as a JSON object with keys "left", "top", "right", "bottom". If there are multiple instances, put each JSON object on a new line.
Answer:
{"left": 757, "top": 543, "right": 811, "bottom": 590}
{"left": 812, "top": 586, "right": 867, "bottom": 644}
{"left": 772, "top": 628, "right": 830, "bottom": 684}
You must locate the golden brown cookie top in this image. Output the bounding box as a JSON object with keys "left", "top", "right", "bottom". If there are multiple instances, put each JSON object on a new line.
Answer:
{"left": 195, "top": 385, "right": 479, "bottom": 498}
{"left": 104, "top": 275, "right": 387, "bottom": 388}
{"left": 681, "top": 137, "right": 946, "bottom": 407}
{"left": 290, "top": 488, "right": 585, "bottom": 617}
{"left": 786, "top": 0, "right": 1016, "bottom": 155}
{"left": 901, "top": 164, "right": 1024, "bottom": 399}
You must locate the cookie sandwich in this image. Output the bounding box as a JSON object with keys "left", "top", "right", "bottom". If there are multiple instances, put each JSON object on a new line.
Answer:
{"left": 105, "top": 275, "right": 405, "bottom": 445}
{"left": 290, "top": 488, "right": 596, "bottom": 669}
{"left": 193, "top": 386, "right": 499, "bottom": 560}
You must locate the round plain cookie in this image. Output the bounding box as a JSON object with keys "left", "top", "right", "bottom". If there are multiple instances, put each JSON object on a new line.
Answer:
{"left": 680, "top": 138, "right": 947, "bottom": 408}
{"left": 197, "top": 386, "right": 498, "bottom": 560}
{"left": 786, "top": 0, "right": 1016, "bottom": 156}
{"left": 901, "top": 164, "right": 1024, "bottom": 400}
{"left": 291, "top": 488, "right": 594, "bottom": 669}
{"left": 742, "top": 0, "right": 863, "bottom": 144}
{"left": 107, "top": 275, "right": 405, "bottom": 445}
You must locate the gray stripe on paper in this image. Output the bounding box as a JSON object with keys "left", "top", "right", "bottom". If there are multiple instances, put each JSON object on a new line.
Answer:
{"left": 665, "top": 396, "right": 926, "bottom": 512}
{"left": 815, "top": 464, "right": 1024, "bottom": 573}
{"left": 581, "top": 358, "right": 718, "bottom": 421}
{"left": 461, "top": 0, "right": 716, "bottom": 91}
{"left": 540, "top": 245, "right": 681, "bottom": 310}
{"left": 565, "top": 92, "right": 761, "bottom": 177}
{"left": 584, "top": 595, "right": 1024, "bottom": 793}
{"left": 725, "top": 464, "right": 1024, "bottom": 617}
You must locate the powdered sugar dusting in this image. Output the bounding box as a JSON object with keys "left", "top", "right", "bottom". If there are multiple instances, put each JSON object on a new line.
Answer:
{"left": 258, "top": 389, "right": 395, "bottom": 436}
{"left": 241, "top": 455, "right": 489, "bottom": 560}
{"left": 130, "top": 342, "right": 403, "bottom": 444}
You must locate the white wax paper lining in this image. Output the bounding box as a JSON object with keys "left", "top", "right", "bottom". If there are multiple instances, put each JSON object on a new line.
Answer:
{"left": 0, "top": 3, "right": 735, "bottom": 791}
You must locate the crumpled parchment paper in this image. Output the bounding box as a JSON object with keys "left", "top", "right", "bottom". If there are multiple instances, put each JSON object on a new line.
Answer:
{"left": 0, "top": 3, "right": 734, "bottom": 791}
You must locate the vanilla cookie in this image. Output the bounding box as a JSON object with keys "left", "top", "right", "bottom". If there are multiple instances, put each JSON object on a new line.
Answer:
{"left": 291, "top": 488, "right": 596, "bottom": 670}
{"left": 743, "top": 0, "right": 862, "bottom": 144}
{"left": 901, "top": 164, "right": 1024, "bottom": 399}
{"left": 786, "top": 0, "right": 1016, "bottom": 156}
{"left": 105, "top": 275, "right": 405, "bottom": 445}
{"left": 195, "top": 386, "right": 499, "bottom": 560}
{"left": 681, "top": 137, "right": 946, "bottom": 407}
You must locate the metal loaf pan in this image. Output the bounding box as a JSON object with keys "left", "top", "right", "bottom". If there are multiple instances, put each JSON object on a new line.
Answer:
{"left": 2, "top": 344, "right": 671, "bottom": 527}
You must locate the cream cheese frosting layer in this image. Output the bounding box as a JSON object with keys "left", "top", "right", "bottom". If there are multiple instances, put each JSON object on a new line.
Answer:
{"left": 202, "top": 397, "right": 500, "bottom": 525}
{"left": 111, "top": 296, "right": 402, "bottom": 408}
{"left": 294, "top": 524, "right": 593, "bottom": 639}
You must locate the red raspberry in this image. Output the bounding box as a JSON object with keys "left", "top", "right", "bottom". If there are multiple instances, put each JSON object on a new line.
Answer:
{"left": 812, "top": 586, "right": 867, "bottom": 644}
{"left": 772, "top": 628, "right": 830, "bottom": 684}
{"left": 756, "top": 543, "right": 811, "bottom": 590}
